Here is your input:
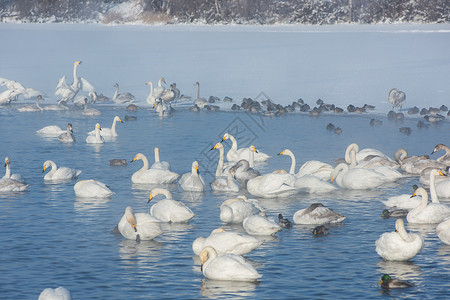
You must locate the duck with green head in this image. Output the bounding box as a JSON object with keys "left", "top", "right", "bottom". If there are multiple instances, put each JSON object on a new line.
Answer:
{"left": 378, "top": 274, "right": 414, "bottom": 289}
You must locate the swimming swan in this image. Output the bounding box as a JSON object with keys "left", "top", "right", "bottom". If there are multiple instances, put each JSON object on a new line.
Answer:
{"left": 42, "top": 160, "right": 81, "bottom": 181}
{"left": 179, "top": 161, "right": 206, "bottom": 192}
{"left": 145, "top": 81, "right": 156, "bottom": 106}
{"left": 3, "top": 157, "right": 26, "bottom": 183}
{"left": 431, "top": 143, "right": 450, "bottom": 165}
{"left": 330, "top": 163, "right": 387, "bottom": 189}
{"left": 221, "top": 133, "right": 270, "bottom": 163}
{"left": 38, "top": 286, "right": 72, "bottom": 300}
{"left": 344, "top": 143, "right": 392, "bottom": 165}
{"left": 85, "top": 123, "right": 104, "bottom": 144}
{"left": 150, "top": 147, "right": 170, "bottom": 170}
{"left": 82, "top": 97, "right": 101, "bottom": 116}
{"left": 210, "top": 142, "right": 232, "bottom": 178}
{"left": 199, "top": 246, "right": 262, "bottom": 281}
{"left": 381, "top": 185, "right": 421, "bottom": 209}
{"left": 88, "top": 116, "right": 123, "bottom": 137}
{"left": 0, "top": 178, "right": 29, "bottom": 192}
{"left": 37, "top": 125, "right": 66, "bottom": 136}
{"left": 211, "top": 167, "right": 240, "bottom": 193}
{"left": 394, "top": 148, "right": 445, "bottom": 174}
{"left": 74, "top": 179, "right": 114, "bottom": 198}
{"left": 436, "top": 218, "right": 450, "bottom": 245}
{"left": 193, "top": 228, "right": 262, "bottom": 256}
{"left": 17, "top": 95, "right": 43, "bottom": 112}
{"left": 112, "top": 83, "right": 135, "bottom": 104}
{"left": 243, "top": 213, "right": 281, "bottom": 236}
{"left": 219, "top": 195, "right": 263, "bottom": 224}
{"left": 117, "top": 206, "right": 162, "bottom": 241}
{"left": 229, "top": 145, "right": 260, "bottom": 186}
{"left": 293, "top": 203, "right": 346, "bottom": 225}
{"left": 131, "top": 153, "right": 179, "bottom": 184}
{"left": 58, "top": 123, "right": 76, "bottom": 143}
{"left": 407, "top": 187, "right": 450, "bottom": 224}
{"left": 148, "top": 188, "right": 195, "bottom": 222}
{"left": 194, "top": 81, "right": 207, "bottom": 108}
{"left": 246, "top": 172, "right": 299, "bottom": 198}
{"left": 375, "top": 218, "right": 423, "bottom": 261}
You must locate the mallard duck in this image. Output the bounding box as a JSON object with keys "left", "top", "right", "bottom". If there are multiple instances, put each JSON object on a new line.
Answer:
{"left": 312, "top": 225, "right": 329, "bottom": 236}
{"left": 277, "top": 213, "right": 292, "bottom": 228}
{"left": 378, "top": 274, "right": 414, "bottom": 289}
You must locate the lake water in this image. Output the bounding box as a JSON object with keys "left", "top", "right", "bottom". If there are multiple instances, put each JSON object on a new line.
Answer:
{"left": 0, "top": 102, "right": 449, "bottom": 299}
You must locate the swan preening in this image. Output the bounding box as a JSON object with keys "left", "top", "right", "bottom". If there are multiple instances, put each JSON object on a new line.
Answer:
{"left": 148, "top": 188, "right": 194, "bottom": 222}
{"left": 193, "top": 228, "right": 262, "bottom": 256}
{"left": 293, "top": 203, "right": 346, "bottom": 225}
{"left": 55, "top": 61, "right": 95, "bottom": 104}
{"left": 117, "top": 206, "right": 162, "bottom": 241}
{"left": 131, "top": 153, "right": 179, "bottom": 184}
{"left": 42, "top": 160, "right": 81, "bottom": 181}
{"left": 219, "top": 195, "right": 263, "bottom": 224}
{"left": 74, "top": 179, "right": 114, "bottom": 198}
{"left": 199, "top": 246, "right": 262, "bottom": 281}
{"left": 375, "top": 218, "right": 423, "bottom": 261}
{"left": 388, "top": 88, "right": 406, "bottom": 110}
{"left": 243, "top": 213, "right": 281, "bottom": 236}
{"left": 38, "top": 286, "right": 72, "bottom": 300}
{"left": 436, "top": 218, "right": 450, "bottom": 245}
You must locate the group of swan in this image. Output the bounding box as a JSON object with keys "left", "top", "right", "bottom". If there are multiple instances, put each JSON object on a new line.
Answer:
{"left": 87, "top": 116, "right": 123, "bottom": 138}
{"left": 131, "top": 152, "right": 179, "bottom": 184}
{"left": 0, "top": 76, "right": 42, "bottom": 104}
{"left": 55, "top": 61, "right": 95, "bottom": 104}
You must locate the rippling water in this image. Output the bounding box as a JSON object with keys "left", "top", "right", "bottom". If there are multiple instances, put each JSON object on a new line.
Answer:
{"left": 0, "top": 104, "right": 449, "bottom": 299}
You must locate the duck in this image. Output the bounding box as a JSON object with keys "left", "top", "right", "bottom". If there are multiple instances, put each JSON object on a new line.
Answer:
{"left": 36, "top": 125, "right": 66, "bottom": 136}
{"left": 112, "top": 83, "right": 135, "bottom": 104}
{"left": 277, "top": 214, "right": 292, "bottom": 228}
{"left": 436, "top": 218, "right": 450, "bottom": 245}
{"left": 42, "top": 160, "right": 81, "bottom": 181}
{"left": 38, "top": 286, "right": 72, "bottom": 300}
{"left": 58, "top": 123, "right": 76, "bottom": 143}
{"left": 85, "top": 123, "right": 104, "bottom": 144}
{"left": 243, "top": 213, "right": 282, "bottom": 236}
{"left": 221, "top": 133, "right": 270, "bottom": 163}
{"left": 313, "top": 225, "right": 329, "bottom": 236}
{"left": 192, "top": 228, "right": 262, "bottom": 256}
{"left": 88, "top": 116, "right": 123, "bottom": 137}
{"left": 199, "top": 246, "right": 262, "bottom": 281}
{"left": 3, "top": 157, "right": 26, "bottom": 183}
{"left": 431, "top": 143, "right": 450, "bottom": 165}
{"left": 117, "top": 206, "right": 162, "bottom": 241}
{"left": 147, "top": 188, "right": 194, "bottom": 222}
{"left": 74, "top": 179, "right": 114, "bottom": 198}
{"left": 378, "top": 274, "right": 414, "bottom": 289}
{"left": 219, "top": 195, "right": 263, "bottom": 224}
{"left": 330, "top": 163, "right": 387, "bottom": 189}
{"left": 293, "top": 203, "right": 346, "bottom": 225}
{"left": 130, "top": 153, "right": 179, "bottom": 184}
{"left": 381, "top": 185, "right": 421, "bottom": 209}
{"left": 376, "top": 218, "right": 423, "bottom": 261}
{"left": 150, "top": 147, "right": 170, "bottom": 170}
{"left": 17, "top": 95, "right": 44, "bottom": 112}
{"left": 179, "top": 161, "right": 206, "bottom": 192}
{"left": 109, "top": 159, "right": 127, "bottom": 166}
{"left": 407, "top": 187, "right": 450, "bottom": 224}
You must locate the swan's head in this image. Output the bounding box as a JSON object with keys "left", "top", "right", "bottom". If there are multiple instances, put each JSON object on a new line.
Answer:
{"left": 430, "top": 168, "right": 447, "bottom": 178}
{"left": 192, "top": 237, "right": 206, "bottom": 255}
{"left": 4, "top": 157, "right": 10, "bottom": 167}
{"left": 250, "top": 145, "right": 259, "bottom": 153}
{"left": 114, "top": 83, "right": 119, "bottom": 88}
{"left": 125, "top": 206, "right": 137, "bottom": 232}
{"left": 130, "top": 153, "right": 144, "bottom": 163}
{"left": 210, "top": 142, "right": 223, "bottom": 151}
{"left": 394, "top": 218, "right": 405, "bottom": 233}
{"left": 74, "top": 61, "right": 81, "bottom": 66}
{"left": 194, "top": 82, "right": 200, "bottom": 86}
{"left": 199, "top": 246, "right": 216, "bottom": 271}
{"left": 221, "top": 133, "right": 231, "bottom": 142}
{"left": 411, "top": 187, "right": 426, "bottom": 198}
{"left": 192, "top": 161, "right": 199, "bottom": 174}
{"left": 145, "top": 81, "right": 152, "bottom": 85}
{"left": 37, "top": 95, "right": 43, "bottom": 100}
{"left": 114, "top": 116, "right": 123, "bottom": 123}
{"left": 95, "top": 123, "right": 102, "bottom": 131}
{"left": 148, "top": 188, "right": 172, "bottom": 203}
{"left": 42, "top": 160, "right": 52, "bottom": 173}
{"left": 278, "top": 149, "right": 291, "bottom": 156}
{"left": 67, "top": 123, "right": 73, "bottom": 133}
{"left": 431, "top": 143, "right": 447, "bottom": 154}
{"left": 160, "top": 77, "right": 166, "bottom": 84}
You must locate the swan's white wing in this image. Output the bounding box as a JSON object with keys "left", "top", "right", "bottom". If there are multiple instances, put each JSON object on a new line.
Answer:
{"left": 79, "top": 77, "right": 95, "bottom": 92}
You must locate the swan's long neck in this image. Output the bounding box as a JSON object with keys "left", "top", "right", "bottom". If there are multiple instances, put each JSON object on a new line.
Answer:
{"left": 47, "top": 161, "right": 58, "bottom": 177}
{"left": 429, "top": 171, "right": 440, "bottom": 203}
{"left": 287, "top": 151, "right": 296, "bottom": 174}
{"left": 349, "top": 150, "right": 357, "bottom": 168}
{"left": 158, "top": 78, "right": 163, "bottom": 88}
{"left": 113, "top": 85, "right": 119, "bottom": 100}
{"left": 153, "top": 188, "right": 172, "bottom": 199}
{"left": 36, "top": 97, "right": 43, "bottom": 111}
{"left": 345, "top": 143, "right": 359, "bottom": 163}
{"left": 111, "top": 117, "right": 118, "bottom": 135}
{"left": 227, "top": 171, "right": 239, "bottom": 190}
{"left": 215, "top": 145, "right": 224, "bottom": 177}
{"left": 196, "top": 83, "right": 200, "bottom": 99}
{"left": 154, "top": 148, "right": 161, "bottom": 163}
{"left": 394, "top": 149, "right": 407, "bottom": 162}
{"left": 72, "top": 63, "right": 79, "bottom": 89}
{"left": 229, "top": 135, "right": 238, "bottom": 151}
{"left": 148, "top": 82, "right": 154, "bottom": 97}
{"left": 331, "top": 163, "right": 348, "bottom": 186}
{"left": 437, "top": 145, "right": 450, "bottom": 162}
{"left": 4, "top": 162, "right": 11, "bottom": 179}
{"left": 416, "top": 189, "right": 429, "bottom": 211}
{"left": 139, "top": 155, "right": 149, "bottom": 172}
{"left": 249, "top": 149, "right": 255, "bottom": 168}
{"left": 95, "top": 126, "right": 102, "bottom": 141}
{"left": 396, "top": 220, "right": 413, "bottom": 242}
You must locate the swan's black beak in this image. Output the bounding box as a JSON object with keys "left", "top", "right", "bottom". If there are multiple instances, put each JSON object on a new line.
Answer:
{"left": 42, "top": 169, "right": 45, "bottom": 173}
{"left": 277, "top": 151, "right": 283, "bottom": 155}
{"left": 147, "top": 194, "right": 153, "bottom": 203}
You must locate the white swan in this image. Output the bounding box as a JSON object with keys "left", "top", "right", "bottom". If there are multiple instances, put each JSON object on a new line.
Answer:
{"left": 17, "top": 95, "right": 43, "bottom": 112}
{"left": 394, "top": 148, "right": 445, "bottom": 174}
{"left": 0, "top": 89, "right": 21, "bottom": 105}
{"left": 42, "top": 160, "right": 81, "bottom": 181}
{"left": 193, "top": 228, "right": 262, "bottom": 256}
{"left": 375, "top": 218, "right": 423, "bottom": 261}
{"left": 3, "top": 157, "right": 26, "bottom": 183}
{"left": 210, "top": 142, "right": 232, "bottom": 178}
{"left": 211, "top": 167, "right": 240, "bottom": 192}
{"left": 199, "top": 246, "right": 261, "bottom": 282}
{"left": 436, "top": 218, "right": 450, "bottom": 245}
{"left": 154, "top": 98, "right": 173, "bottom": 117}
{"left": 0, "top": 178, "right": 28, "bottom": 192}
{"left": 55, "top": 61, "right": 95, "bottom": 104}
{"left": 243, "top": 213, "right": 281, "bottom": 236}
{"left": 150, "top": 147, "right": 170, "bottom": 170}
{"left": 247, "top": 172, "right": 299, "bottom": 198}
{"left": 278, "top": 149, "right": 337, "bottom": 193}
{"left": 407, "top": 187, "right": 450, "bottom": 224}
{"left": 58, "top": 123, "right": 76, "bottom": 143}
{"left": 145, "top": 81, "right": 156, "bottom": 106}
{"left": 85, "top": 123, "right": 104, "bottom": 144}
{"left": 82, "top": 97, "right": 101, "bottom": 116}
{"left": 42, "top": 100, "right": 69, "bottom": 111}
{"left": 179, "top": 161, "right": 206, "bottom": 192}
{"left": 153, "top": 77, "right": 166, "bottom": 99}
{"left": 428, "top": 169, "right": 448, "bottom": 201}
{"left": 229, "top": 145, "right": 260, "bottom": 186}
{"left": 221, "top": 133, "right": 270, "bottom": 163}
{"left": 431, "top": 143, "right": 450, "bottom": 165}
{"left": 219, "top": 195, "right": 263, "bottom": 224}
{"left": 330, "top": 163, "right": 387, "bottom": 189}
{"left": 117, "top": 206, "right": 162, "bottom": 241}
{"left": 194, "top": 81, "right": 207, "bottom": 108}
{"left": 74, "top": 179, "right": 114, "bottom": 198}
{"left": 381, "top": 185, "right": 421, "bottom": 209}
{"left": 435, "top": 179, "right": 450, "bottom": 198}
{"left": 74, "top": 91, "right": 96, "bottom": 106}
{"left": 88, "top": 116, "right": 123, "bottom": 137}
{"left": 38, "top": 286, "right": 72, "bottom": 300}
{"left": 37, "top": 125, "right": 66, "bottom": 136}
{"left": 148, "top": 188, "right": 194, "bottom": 222}
{"left": 160, "top": 84, "right": 175, "bottom": 102}
{"left": 296, "top": 160, "right": 333, "bottom": 181}
{"left": 344, "top": 143, "right": 392, "bottom": 165}
{"left": 112, "top": 83, "right": 135, "bottom": 104}
{"left": 293, "top": 203, "right": 346, "bottom": 225}
{"left": 130, "top": 153, "right": 179, "bottom": 184}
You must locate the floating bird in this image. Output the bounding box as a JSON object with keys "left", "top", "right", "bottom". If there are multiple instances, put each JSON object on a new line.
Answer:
{"left": 378, "top": 274, "right": 414, "bottom": 289}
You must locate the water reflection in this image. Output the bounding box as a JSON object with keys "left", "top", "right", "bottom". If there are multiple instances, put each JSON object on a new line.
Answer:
{"left": 180, "top": 191, "right": 205, "bottom": 207}
{"left": 118, "top": 238, "right": 163, "bottom": 265}
{"left": 376, "top": 260, "right": 422, "bottom": 280}
{"left": 436, "top": 245, "right": 450, "bottom": 267}
{"left": 406, "top": 223, "right": 437, "bottom": 237}
{"left": 74, "top": 196, "right": 111, "bottom": 211}
{"left": 159, "top": 222, "right": 195, "bottom": 241}
{"left": 87, "top": 143, "right": 103, "bottom": 153}
{"left": 200, "top": 279, "right": 258, "bottom": 299}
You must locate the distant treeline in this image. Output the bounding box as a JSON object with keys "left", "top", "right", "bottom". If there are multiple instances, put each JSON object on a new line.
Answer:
{"left": 1, "top": 0, "right": 449, "bottom": 24}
